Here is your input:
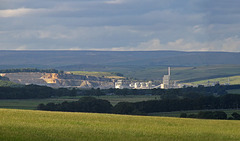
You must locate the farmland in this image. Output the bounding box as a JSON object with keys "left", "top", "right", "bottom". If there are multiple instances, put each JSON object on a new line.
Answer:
{"left": 1, "top": 51, "right": 240, "bottom": 82}
{"left": 1, "top": 65, "right": 240, "bottom": 87}
{"left": 101, "top": 65, "right": 240, "bottom": 82}
{"left": 0, "top": 98, "right": 77, "bottom": 110}
{"left": 227, "top": 89, "right": 240, "bottom": 94}
{"left": 0, "top": 109, "right": 240, "bottom": 141}
{"left": 70, "top": 71, "right": 124, "bottom": 79}
{"left": 69, "top": 65, "right": 240, "bottom": 83}
{"left": 187, "top": 75, "right": 240, "bottom": 85}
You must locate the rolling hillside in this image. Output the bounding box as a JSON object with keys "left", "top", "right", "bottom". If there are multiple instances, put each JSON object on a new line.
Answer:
{"left": 188, "top": 75, "right": 240, "bottom": 85}
{"left": 112, "top": 65, "right": 240, "bottom": 82}
{"left": 0, "top": 50, "right": 240, "bottom": 68}
{"left": 0, "top": 109, "right": 240, "bottom": 141}
{"left": 1, "top": 50, "right": 240, "bottom": 82}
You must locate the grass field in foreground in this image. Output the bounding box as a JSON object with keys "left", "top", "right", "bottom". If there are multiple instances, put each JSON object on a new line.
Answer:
{"left": 0, "top": 109, "right": 240, "bottom": 141}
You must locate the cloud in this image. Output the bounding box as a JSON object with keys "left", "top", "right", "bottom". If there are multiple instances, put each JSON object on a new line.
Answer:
{"left": 104, "top": 36, "right": 240, "bottom": 52}
{"left": 16, "top": 45, "right": 27, "bottom": 50}
{"left": 193, "top": 25, "right": 204, "bottom": 33}
{"left": 222, "top": 36, "right": 240, "bottom": 52}
{"left": 0, "top": 6, "right": 82, "bottom": 18}
{"left": 105, "top": 0, "right": 126, "bottom": 4}
{"left": 38, "top": 31, "right": 70, "bottom": 39}
{"left": 0, "top": 8, "right": 33, "bottom": 17}
{"left": 0, "top": 0, "right": 240, "bottom": 52}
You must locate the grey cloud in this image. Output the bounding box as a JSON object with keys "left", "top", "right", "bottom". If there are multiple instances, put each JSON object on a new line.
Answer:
{"left": 0, "top": 0, "right": 240, "bottom": 51}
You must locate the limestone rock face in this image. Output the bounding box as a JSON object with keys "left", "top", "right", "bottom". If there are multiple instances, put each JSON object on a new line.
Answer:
{"left": 1, "top": 72, "right": 114, "bottom": 88}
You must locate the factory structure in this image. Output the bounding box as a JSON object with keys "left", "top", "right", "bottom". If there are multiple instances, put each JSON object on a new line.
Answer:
{"left": 115, "top": 80, "right": 154, "bottom": 89}
{"left": 115, "top": 67, "right": 180, "bottom": 89}
{"left": 160, "top": 67, "right": 172, "bottom": 89}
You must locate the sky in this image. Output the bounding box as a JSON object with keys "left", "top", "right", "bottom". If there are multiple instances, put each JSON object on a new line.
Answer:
{"left": 0, "top": 0, "right": 240, "bottom": 52}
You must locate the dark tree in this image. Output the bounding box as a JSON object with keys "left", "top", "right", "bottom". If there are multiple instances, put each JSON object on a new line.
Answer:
{"left": 212, "top": 111, "right": 227, "bottom": 119}
{"left": 187, "top": 114, "right": 197, "bottom": 118}
{"left": 180, "top": 113, "right": 187, "bottom": 118}
{"left": 232, "top": 112, "right": 240, "bottom": 120}
{"left": 113, "top": 102, "right": 136, "bottom": 114}
{"left": 38, "top": 97, "right": 113, "bottom": 113}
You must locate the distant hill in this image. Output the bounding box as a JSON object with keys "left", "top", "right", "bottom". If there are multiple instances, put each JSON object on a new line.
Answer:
{"left": 0, "top": 50, "right": 240, "bottom": 68}
{"left": 1, "top": 50, "right": 240, "bottom": 82}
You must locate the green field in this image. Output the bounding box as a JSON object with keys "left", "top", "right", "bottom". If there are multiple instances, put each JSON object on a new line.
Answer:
{"left": 227, "top": 89, "right": 240, "bottom": 94}
{"left": 70, "top": 71, "right": 124, "bottom": 79}
{"left": 65, "top": 65, "right": 240, "bottom": 82}
{"left": 0, "top": 95, "right": 159, "bottom": 110}
{"left": 0, "top": 98, "right": 78, "bottom": 110}
{"left": 98, "top": 95, "right": 160, "bottom": 105}
{"left": 0, "top": 80, "right": 21, "bottom": 87}
{"left": 187, "top": 75, "right": 240, "bottom": 85}
{"left": 0, "top": 109, "right": 240, "bottom": 141}
{"left": 113, "top": 65, "right": 240, "bottom": 82}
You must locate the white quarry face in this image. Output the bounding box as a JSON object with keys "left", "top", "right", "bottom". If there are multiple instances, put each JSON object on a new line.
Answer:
{"left": 4, "top": 72, "right": 114, "bottom": 88}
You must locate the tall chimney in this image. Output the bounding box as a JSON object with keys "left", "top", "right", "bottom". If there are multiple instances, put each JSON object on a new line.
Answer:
{"left": 168, "top": 67, "right": 171, "bottom": 76}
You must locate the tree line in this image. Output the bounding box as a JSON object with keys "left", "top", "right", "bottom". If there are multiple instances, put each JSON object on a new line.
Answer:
{"left": 0, "top": 85, "right": 76, "bottom": 99}
{"left": 0, "top": 68, "right": 63, "bottom": 73}
{"left": 1, "top": 84, "right": 240, "bottom": 99}
{"left": 38, "top": 97, "right": 112, "bottom": 113}
{"left": 180, "top": 111, "right": 240, "bottom": 120}
{"left": 38, "top": 94, "right": 240, "bottom": 116}
{"left": 88, "top": 84, "right": 239, "bottom": 99}
{"left": 113, "top": 94, "right": 240, "bottom": 114}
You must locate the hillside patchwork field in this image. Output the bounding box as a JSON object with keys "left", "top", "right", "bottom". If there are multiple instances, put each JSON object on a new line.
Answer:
{"left": 1, "top": 51, "right": 240, "bottom": 83}
{"left": 1, "top": 65, "right": 240, "bottom": 88}
{"left": 0, "top": 109, "right": 240, "bottom": 141}
{"left": 61, "top": 65, "right": 240, "bottom": 82}
{"left": 119, "top": 65, "right": 240, "bottom": 82}
{"left": 187, "top": 75, "right": 240, "bottom": 85}
{"left": 70, "top": 71, "right": 124, "bottom": 79}
{"left": 67, "top": 65, "right": 240, "bottom": 83}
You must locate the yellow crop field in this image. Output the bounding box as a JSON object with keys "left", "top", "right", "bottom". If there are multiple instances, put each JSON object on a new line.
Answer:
{"left": 0, "top": 109, "right": 240, "bottom": 141}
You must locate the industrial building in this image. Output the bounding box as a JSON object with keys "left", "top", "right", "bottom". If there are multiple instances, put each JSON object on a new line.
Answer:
{"left": 114, "top": 80, "right": 130, "bottom": 89}
{"left": 115, "top": 67, "right": 181, "bottom": 89}
{"left": 161, "top": 67, "right": 171, "bottom": 89}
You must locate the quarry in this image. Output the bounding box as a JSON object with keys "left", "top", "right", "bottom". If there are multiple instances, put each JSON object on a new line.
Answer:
{"left": 0, "top": 67, "right": 227, "bottom": 89}
{"left": 0, "top": 67, "right": 183, "bottom": 89}
{"left": 0, "top": 67, "right": 182, "bottom": 89}
{"left": 0, "top": 72, "right": 114, "bottom": 89}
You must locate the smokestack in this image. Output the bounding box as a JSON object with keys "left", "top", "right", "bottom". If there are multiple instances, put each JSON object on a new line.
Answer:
{"left": 168, "top": 67, "right": 171, "bottom": 76}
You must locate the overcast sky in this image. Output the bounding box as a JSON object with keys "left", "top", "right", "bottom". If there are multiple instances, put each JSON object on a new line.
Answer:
{"left": 0, "top": 0, "right": 240, "bottom": 52}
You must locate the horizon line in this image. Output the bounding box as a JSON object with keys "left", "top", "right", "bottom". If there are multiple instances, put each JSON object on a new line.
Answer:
{"left": 0, "top": 49, "right": 239, "bottom": 53}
